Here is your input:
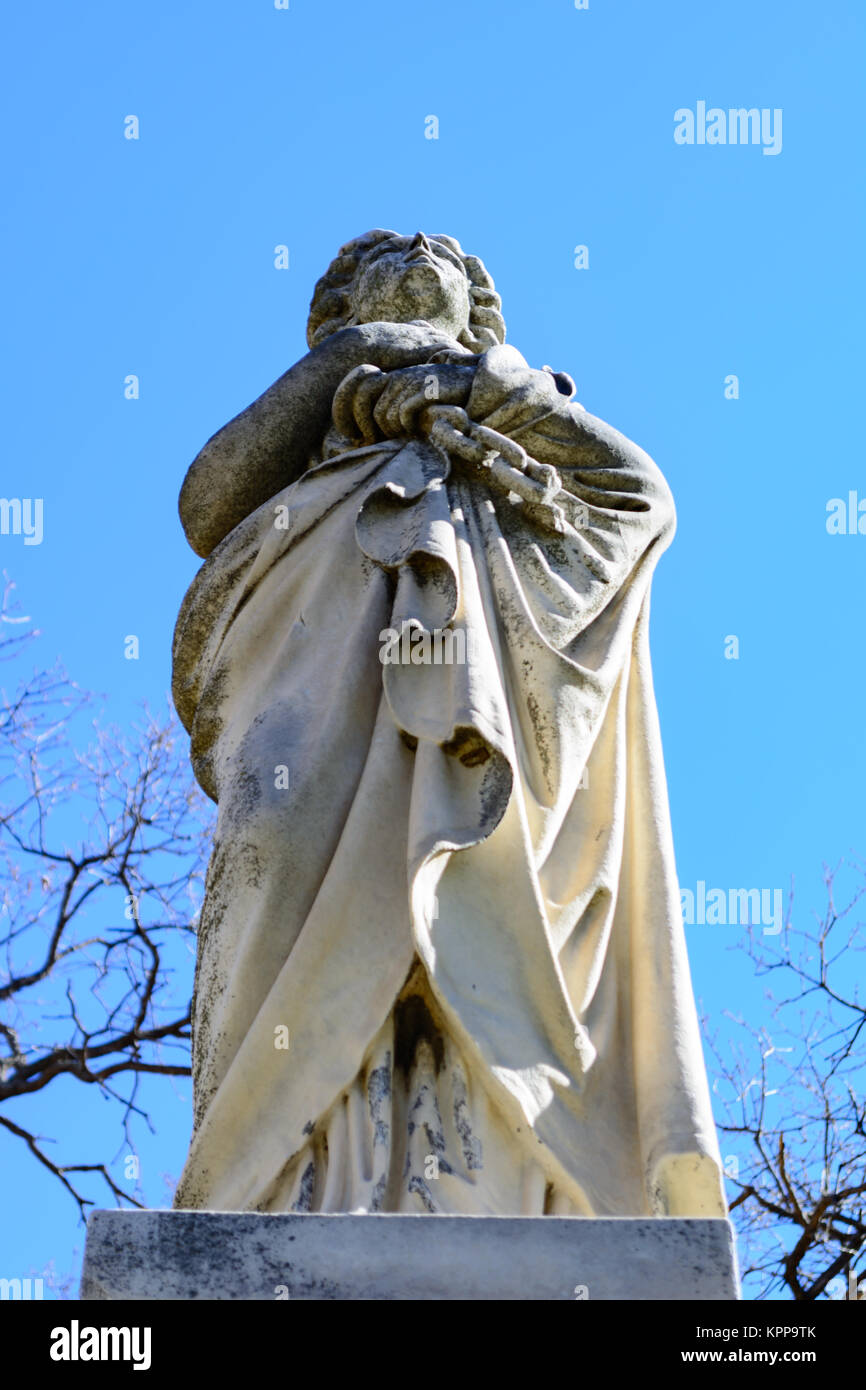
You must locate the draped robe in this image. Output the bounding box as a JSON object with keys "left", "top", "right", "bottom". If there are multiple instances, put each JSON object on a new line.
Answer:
{"left": 171, "top": 342, "right": 727, "bottom": 1218}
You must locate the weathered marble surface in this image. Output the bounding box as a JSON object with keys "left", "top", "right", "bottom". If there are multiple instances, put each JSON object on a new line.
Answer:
{"left": 81, "top": 1210, "right": 740, "bottom": 1301}
{"left": 171, "top": 231, "right": 728, "bottom": 1221}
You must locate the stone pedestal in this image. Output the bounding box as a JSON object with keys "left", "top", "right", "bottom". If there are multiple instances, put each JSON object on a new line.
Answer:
{"left": 80, "top": 1210, "right": 739, "bottom": 1301}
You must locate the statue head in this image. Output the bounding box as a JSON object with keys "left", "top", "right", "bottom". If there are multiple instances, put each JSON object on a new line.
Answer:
{"left": 307, "top": 230, "right": 505, "bottom": 353}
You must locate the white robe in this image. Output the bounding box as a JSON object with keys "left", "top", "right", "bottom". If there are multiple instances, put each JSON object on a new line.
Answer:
{"left": 171, "top": 344, "right": 726, "bottom": 1218}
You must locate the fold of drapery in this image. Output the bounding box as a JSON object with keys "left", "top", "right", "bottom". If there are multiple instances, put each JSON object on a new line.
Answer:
{"left": 171, "top": 344, "right": 726, "bottom": 1217}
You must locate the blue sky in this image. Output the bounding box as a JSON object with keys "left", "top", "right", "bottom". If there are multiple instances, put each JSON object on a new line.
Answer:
{"left": 1, "top": 0, "right": 863, "bottom": 1299}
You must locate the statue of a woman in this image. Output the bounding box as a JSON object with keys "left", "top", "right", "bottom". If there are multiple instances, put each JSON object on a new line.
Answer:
{"left": 172, "top": 230, "right": 727, "bottom": 1219}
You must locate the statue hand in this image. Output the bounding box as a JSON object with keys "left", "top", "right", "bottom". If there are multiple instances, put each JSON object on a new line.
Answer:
{"left": 371, "top": 364, "right": 475, "bottom": 437}
{"left": 331, "top": 363, "right": 475, "bottom": 445}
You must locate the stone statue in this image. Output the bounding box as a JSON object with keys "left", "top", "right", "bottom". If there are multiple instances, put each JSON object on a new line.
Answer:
{"left": 172, "top": 230, "right": 727, "bottom": 1219}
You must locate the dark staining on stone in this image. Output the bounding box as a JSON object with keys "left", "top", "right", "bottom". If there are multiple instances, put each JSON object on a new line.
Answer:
{"left": 478, "top": 754, "right": 511, "bottom": 830}
{"left": 188, "top": 665, "right": 230, "bottom": 799}
{"left": 241, "top": 841, "right": 266, "bottom": 892}
{"left": 408, "top": 1176, "right": 439, "bottom": 1214}
{"left": 226, "top": 710, "right": 275, "bottom": 815}
{"left": 523, "top": 689, "right": 552, "bottom": 787}
{"left": 425, "top": 1133, "right": 454, "bottom": 1176}
{"left": 291, "top": 1162, "right": 316, "bottom": 1213}
{"left": 302, "top": 1120, "right": 315, "bottom": 1137}
{"left": 367, "top": 1057, "right": 392, "bottom": 1149}
{"left": 494, "top": 579, "right": 527, "bottom": 648}
{"left": 231, "top": 766, "right": 263, "bottom": 823}
{"left": 192, "top": 1073, "right": 220, "bottom": 1134}
{"left": 358, "top": 554, "right": 379, "bottom": 587}
{"left": 543, "top": 538, "right": 570, "bottom": 570}
{"left": 411, "top": 1089, "right": 446, "bottom": 1155}
{"left": 191, "top": 746, "right": 219, "bottom": 805}
{"left": 409, "top": 1083, "right": 453, "bottom": 1175}
{"left": 369, "top": 1174, "right": 387, "bottom": 1213}
{"left": 452, "top": 1073, "right": 482, "bottom": 1171}
{"left": 210, "top": 836, "right": 264, "bottom": 898}
{"left": 394, "top": 994, "right": 445, "bottom": 1075}
{"left": 411, "top": 552, "right": 456, "bottom": 608}
{"left": 189, "top": 955, "right": 231, "bottom": 1130}
{"left": 291, "top": 1275, "right": 343, "bottom": 1299}
{"left": 398, "top": 956, "right": 424, "bottom": 995}
{"left": 400, "top": 730, "right": 419, "bottom": 753}
{"left": 442, "top": 724, "right": 491, "bottom": 767}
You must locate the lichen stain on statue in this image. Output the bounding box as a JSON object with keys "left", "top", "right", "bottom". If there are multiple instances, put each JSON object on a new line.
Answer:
{"left": 171, "top": 230, "right": 728, "bottom": 1219}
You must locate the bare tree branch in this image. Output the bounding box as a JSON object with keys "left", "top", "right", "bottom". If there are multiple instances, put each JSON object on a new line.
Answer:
{"left": 0, "top": 578, "right": 212, "bottom": 1219}
{"left": 705, "top": 864, "right": 866, "bottom": 1300}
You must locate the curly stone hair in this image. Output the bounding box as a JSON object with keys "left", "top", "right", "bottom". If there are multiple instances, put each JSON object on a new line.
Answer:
{"left": 306, "top": 229, "right": 506, "bottom": 353}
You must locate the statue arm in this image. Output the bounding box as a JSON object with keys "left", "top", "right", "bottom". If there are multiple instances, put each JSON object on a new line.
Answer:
{"left": 179, "top": 322, "right": 464, "bottom": 557}
{"left": 466, "top": 344, "right": 674, "bottom": 524}
{"left": 518, "top": 405, "right": 674, "bottom": 510}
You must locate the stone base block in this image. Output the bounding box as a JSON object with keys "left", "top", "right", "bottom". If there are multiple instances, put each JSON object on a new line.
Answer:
{"left": 80, "top": 1210, "right": 739, "bottom": 1301}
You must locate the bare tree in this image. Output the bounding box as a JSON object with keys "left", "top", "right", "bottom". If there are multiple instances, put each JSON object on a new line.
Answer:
{"left": 706, "top": 863, "right": 866, "bottom": 1300}
{"left": 0, "top": 577, "right": 212, "bottom": 1218}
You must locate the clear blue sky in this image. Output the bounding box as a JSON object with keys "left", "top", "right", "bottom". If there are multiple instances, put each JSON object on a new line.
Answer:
{"left": 1, "top": 0, "right": 863, "bottom": 1298}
